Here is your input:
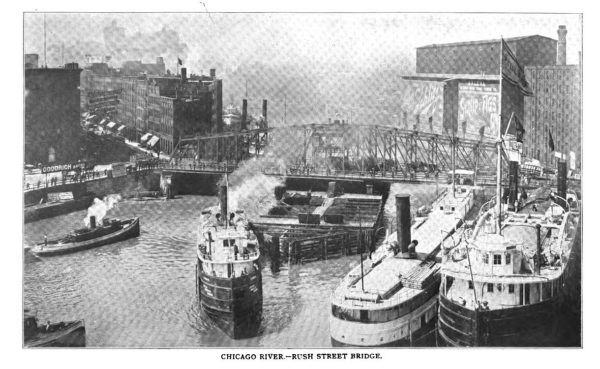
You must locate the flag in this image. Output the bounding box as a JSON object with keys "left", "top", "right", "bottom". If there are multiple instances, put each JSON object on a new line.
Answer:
{"left": 178, "top": 57, "right": 183, "bottom": 65}
{"left": 501, "top": 39, "right": 533, "bottom": 96}
{"left": 514, "top": 114, "right": 525, "bottom": 143}
{"left": 549, "top": 131, "right": 555, "bottom": 152}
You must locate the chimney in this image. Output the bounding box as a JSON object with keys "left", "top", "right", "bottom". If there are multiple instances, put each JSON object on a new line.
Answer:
{"left": 557, "top": 160, "right": 567, "bottom": 208}
{"left": 395, "top": 195, "right": 411, "bottom": 254}
{"left": 181, "top": 67, "right": 187, "bottom": 82}
{"left": 220, "top": 184, "right": 228, "bottom": 226}
{"left": 210, "top": 68, "right": 216, "bottom": 79}
{"left": 508, "top": 161, "right": 519, "bottom": 210}
{"left": 89, "top": 215, "right": 96, "bottom": 229}
{"left": 557, "top": 25, "right": 567, "bottom": 65}
{"left": 262, "top": 99, "right": 268, "bottom": 127}
{"left": 241, "top": 99, "right": 248, "bottom": 130}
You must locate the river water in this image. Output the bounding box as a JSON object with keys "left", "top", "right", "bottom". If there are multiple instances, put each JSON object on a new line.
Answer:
{"left": 23, "top": 181, "right": 580, "bottom": 347}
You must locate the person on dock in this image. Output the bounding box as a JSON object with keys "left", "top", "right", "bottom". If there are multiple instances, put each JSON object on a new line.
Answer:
{"left": 408, "top": 240, "right": 419, "bottom": 259}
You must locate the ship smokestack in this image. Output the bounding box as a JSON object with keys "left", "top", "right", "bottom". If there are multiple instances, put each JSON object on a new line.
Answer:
{"left": 89, "top": 215, "right": 96, "bottom": 229}
{"left": 508, "top": 161, "right": 519, "bottom": 210}
{"left": 241, "top": 99, "right": 248, "bottom": 130}
{"left": 557, "top": 25, "right": 567, "bottom": 66}
{"left": 395, "top": 195, "right": 411, "bottom": 254}
{"left": 557, "top": 159, "right": 568, "bottom": 209}
{"left": 262, "top": 99, "right": 268, "bottom": 128}
{"left": 219, "top": 184, "right": 228, "bottom": 226}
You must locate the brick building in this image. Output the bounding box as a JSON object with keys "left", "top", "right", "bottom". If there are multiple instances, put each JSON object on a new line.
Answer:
{"left": 25, "top": 63, "right": 82, "bottom": 164}
{"left": 523, "top": 64, "right": 581, "bottom": 170}
{"left": 80, "top": 63, "right": 122, "bottom": 119}
{"left": 416, "top": 35, "right": 556, "bottom": 75}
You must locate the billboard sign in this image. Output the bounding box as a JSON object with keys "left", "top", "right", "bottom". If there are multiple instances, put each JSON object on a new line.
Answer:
{"left": 397, "top": 80, "right": 444, "bottom": 134}
{"left": 458, "top": 82, "right": 500, "bottom": 139}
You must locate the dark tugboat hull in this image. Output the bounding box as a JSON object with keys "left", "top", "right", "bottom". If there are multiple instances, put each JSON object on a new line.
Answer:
{"left": 32, "top": 218, "right": 140, "bottom": 257}
{"left": 197, "top": 262, "right": 263, "bottom": 339}
{"left": 25, "top": 320, "right": 86, "bottom": 348}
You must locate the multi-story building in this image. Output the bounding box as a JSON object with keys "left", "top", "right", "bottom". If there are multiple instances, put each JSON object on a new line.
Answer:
{"left": 407, "top": 26, "right": 581, "bottom": 171}
{"left": 25, "top": 63, "right": 82, "bottom": 164}
{"left": 416, "top": 35, "right": 556, "bottom": 75}
{"left": 80, "top": 63, "right": 122, "bottom": 119}
{"left": 523, "top": 65, "right": 581, "bottom": 170}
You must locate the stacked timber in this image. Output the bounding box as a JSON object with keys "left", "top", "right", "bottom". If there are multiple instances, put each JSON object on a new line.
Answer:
{"left": 399, "top": 260, "right": 441, "bottom": 289}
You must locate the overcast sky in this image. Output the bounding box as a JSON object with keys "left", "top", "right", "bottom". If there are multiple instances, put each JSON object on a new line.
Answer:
{"left": 24, "top": 13, "right": 582, "bottom": 73}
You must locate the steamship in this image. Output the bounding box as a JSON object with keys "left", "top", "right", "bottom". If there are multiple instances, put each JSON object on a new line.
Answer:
{"left": 330, "top": 187, "right": 474, "bottom": 347}
{"left": 438, "top": 179, "right": 581, "bottom": 346}
{"left": 30, "top": 216, "right": 140, "bottom": 257}
{"left": 196, "top": 184, "right": 263, "bottom": 339}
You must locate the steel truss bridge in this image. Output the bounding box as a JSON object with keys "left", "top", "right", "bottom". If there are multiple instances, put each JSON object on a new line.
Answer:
{"left": 168, "top": 122, "right": 508, "bottom": 185}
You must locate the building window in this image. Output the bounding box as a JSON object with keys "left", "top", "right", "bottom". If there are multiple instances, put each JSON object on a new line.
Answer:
{"left": 487, "top": 284, "right": 494, "bottom": 293}
{"left": 506, "top": 253, "right": 511, "bottom": 264}
{"left": 508, "top": 284, "right": 515, "bottom": 293}
{"left": 493, "top": 254, "right": 502, "bottom": 265}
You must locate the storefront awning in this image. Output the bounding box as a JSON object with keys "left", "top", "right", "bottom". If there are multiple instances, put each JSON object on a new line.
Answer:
{"left": 147, "top": 136, "right": 160, "bottom": 147}
{"left": 117, "top": 125, "right": 126, "bottom": 131}
{"left": 107, "top": 122, "right": 116, "bottom": 129}
{"left": 140, "top": 133, "right": 152, "bottom": 142}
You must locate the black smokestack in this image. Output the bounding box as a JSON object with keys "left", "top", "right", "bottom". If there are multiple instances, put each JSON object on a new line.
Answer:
{"left": 89, "top": 215, "right": 96, "bottom": 229}
{"left": 557, "top": 25, "right": 567, "bottom": 66}
{"left": 181, "top": 67, "right": 187, "bottom": 82}
{"left": 508, "top": 161, "right": 519, "bottom": 210}
{"left": 557, "top": 160, "right": 567, "bottom": 208}
{"left": 262, "top": 99, "right": 268, "bottom": 128}
{"left": 220, "top": 184, "right": 228, "bottom": 225}
{"left": 395, "top": 195, "right": 411, "bottom": 254}
{"left": 241, "top": 99, "right": 248, "bottom": 130}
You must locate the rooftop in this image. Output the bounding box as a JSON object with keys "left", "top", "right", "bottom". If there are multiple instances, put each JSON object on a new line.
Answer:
{"left": 418, "top": 34, "right": 556, "bottom": 49}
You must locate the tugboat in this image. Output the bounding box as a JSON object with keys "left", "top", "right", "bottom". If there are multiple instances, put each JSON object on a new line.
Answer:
{"left": 330, "top": 186, "right": 474, "bottom": 347}
{"left": 438, "top": 169, "right": 581, "bottom": 346}
{"left": 30, "top": 215, "right": 140, "bottom": 257}
{"left": 196, "top": 181, "right": 262, "bottom": 339}
{"left": 24, "top": 309, "right": 86, "bottom": 347}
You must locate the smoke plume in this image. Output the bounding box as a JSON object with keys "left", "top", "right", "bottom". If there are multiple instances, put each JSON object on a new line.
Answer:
{"left": 103, "top": 20, "right": 188, "bottom": 64}
{"left": 84, "top": 194, "right": 122, "bottom": 227}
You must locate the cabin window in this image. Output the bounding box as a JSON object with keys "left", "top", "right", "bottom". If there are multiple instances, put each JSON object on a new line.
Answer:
{"left": 440, "top": 206, "right": 444, "bottom": 211}
{"left": 468, "top": 280, "right": 473, "bottom": 289}
{"left": 508, "top": 284, "right": 515, "bottom": 293}
{"left": 360, "top": 310, "right": 369, "bottom": 323}
{"left": 451, "top": 207, "right": 455, "bottom": 211}
{"left": 493, "top": 254, "right": 502, "bottom": 265}
{"left": 487, "top": 284, "right": 494, "bottom": 293}
{"left": 506, "top": 253, "right": 511, "bottom": 264}
{"left": 496, "top": 283, "right": 502, "bottom": 292}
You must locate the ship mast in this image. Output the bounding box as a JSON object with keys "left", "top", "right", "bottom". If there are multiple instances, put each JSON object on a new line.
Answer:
{"left": 496, "top": 38, "right": 504, "bottom": 235}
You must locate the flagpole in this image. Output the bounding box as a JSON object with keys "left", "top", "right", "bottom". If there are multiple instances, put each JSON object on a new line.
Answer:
{"left": 496, "top": 39, "right": 504, "bottom": 235}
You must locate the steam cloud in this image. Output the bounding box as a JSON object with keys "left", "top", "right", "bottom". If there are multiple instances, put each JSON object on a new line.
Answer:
{"left": 84, "top": 194, "right": 122, "bottom": 227}
{"left": 103, "top": 20, "right": 188, "bottom": 65}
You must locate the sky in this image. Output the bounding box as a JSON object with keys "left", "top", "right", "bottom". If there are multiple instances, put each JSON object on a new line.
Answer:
{"left": 24, "top": 13, "right": 582, "bottom": 71}
{"left": 23, "top": 13, "right": 583, "bottom": 125}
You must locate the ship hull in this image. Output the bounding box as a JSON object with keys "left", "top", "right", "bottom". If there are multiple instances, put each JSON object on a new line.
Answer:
{"left": 31, "top": 218, "right": 140, "bottom": 257}
{"left": 439, "top": 225, "right": 581, "bottom": 347}
{"left": 196, "top": 261, "right": 263, "bottom": 339}
{"left": 25, "top": 320, "right": 86, "bottom": 347}
{"left": 330, "top": 294, "right": 438, "bottom": 347}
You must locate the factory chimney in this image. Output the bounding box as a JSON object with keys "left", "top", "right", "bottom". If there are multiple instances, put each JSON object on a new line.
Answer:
{"left": 181, "top": 67, "right": 187, "bottom": 82}
{"left": 241, "top": 99, "right": 248, "bottom": 130}
{"left": 262, "top": 99, "right": 268, "bottom": 128}
{"left": 557, "top": 25, "right": 567, "bottom": 66}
